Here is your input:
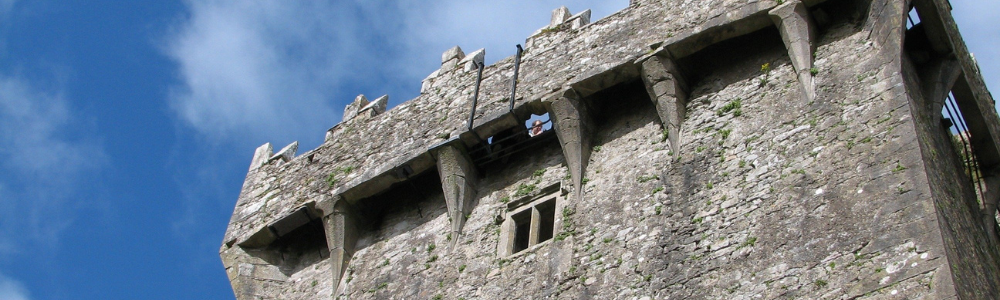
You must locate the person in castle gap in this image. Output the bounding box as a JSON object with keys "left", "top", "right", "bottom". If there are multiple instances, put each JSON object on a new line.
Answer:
{"left": 529, "top": 120, "right": 545, "bottom": 137}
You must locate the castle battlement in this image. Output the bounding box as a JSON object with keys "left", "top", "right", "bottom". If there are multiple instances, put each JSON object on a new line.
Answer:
{"left": 222, "top": 0, "right": 1000, "bottom": 298}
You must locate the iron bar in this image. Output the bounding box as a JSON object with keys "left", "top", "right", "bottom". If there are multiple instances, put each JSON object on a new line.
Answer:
{"left": 468, "top": 61, "right": 485, "bottom": 132}
{"left": 509, "top": 44, "right": 523, "bottom": 113}
{"left": 945, "top": 94, "right": 986, "bottom": 201}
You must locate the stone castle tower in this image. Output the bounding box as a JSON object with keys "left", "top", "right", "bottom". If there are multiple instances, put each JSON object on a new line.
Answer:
{"left": 221, "top": 0, "right": 1000, "bottom": 298}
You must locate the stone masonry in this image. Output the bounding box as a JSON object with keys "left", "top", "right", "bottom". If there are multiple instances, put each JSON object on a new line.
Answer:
{"left": 221, "top": 0, "right": 1000, "bottom": 299}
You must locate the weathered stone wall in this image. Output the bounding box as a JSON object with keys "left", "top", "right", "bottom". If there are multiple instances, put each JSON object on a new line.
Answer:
{"left": 220, "top": 0, "right": 1000, "bottom": 299}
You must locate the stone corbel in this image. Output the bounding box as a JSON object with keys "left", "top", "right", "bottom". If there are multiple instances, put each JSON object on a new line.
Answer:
{"left": 547, "top": 89, "right": 593, "bottom": 202}
{"left": 918, "top": 55, "right": 962, "bottom": 120}
{"left": 769, "top": 0, "right": 818, "bottom": 102}
{"left": 639, "top": 53, "right": 688, "bottom": 157}
{"left": 316, "top": 194, "right": 360, "bottom": 298}
{"left": 432, "top": 141, "right": 478, "bottom": 249}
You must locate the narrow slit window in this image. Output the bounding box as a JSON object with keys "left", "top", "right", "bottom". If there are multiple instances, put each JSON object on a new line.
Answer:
{"left": 512, "top": 210, "right": 532, "bottom": 253}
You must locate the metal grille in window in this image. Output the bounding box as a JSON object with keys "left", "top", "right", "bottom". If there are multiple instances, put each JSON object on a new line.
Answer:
{"left": 942, "top": 92, "right": 986, "bottom": 204}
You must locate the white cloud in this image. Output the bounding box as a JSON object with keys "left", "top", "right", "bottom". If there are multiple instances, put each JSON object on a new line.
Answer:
{"left": 0, "top": 273, "right": 30, "bottom": 300}
{"left": 165, "top": 1, "right": 363, "bottom": 144}
{"left": 0, "top": 75, "right": 104, "bottom": 253}
{"left": 165, "top": 0, "right": 628, "bottom": 145}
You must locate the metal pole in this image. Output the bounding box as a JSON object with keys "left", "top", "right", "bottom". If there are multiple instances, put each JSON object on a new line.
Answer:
{"left": 468, "top": 61, "right": 485, "bottom": 132}
{"left": 509, "top": 44, "right": 523, "bottom": 113}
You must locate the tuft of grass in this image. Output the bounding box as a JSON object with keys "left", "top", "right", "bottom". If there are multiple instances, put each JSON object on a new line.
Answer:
{"left": 651, "top": 187, "right": 664, "bottom": 195}
{"left": 459, "top": 264, "right": 467, "bottom": 272}
{"left": 532, "top": 169, "right": 546, "bottom": 178}
{"left": 718, "top": 129, "right": 732, "bottom": 140}
{"left": 326, "top": 173, "right": 339, "bottom": 187}
{"left": 815, "top": 279, "right": 828, "bottom": 288}
{"left": 592, "top": 145, "right": 602, "bottom": 152}
{"left": 427, "top": 243, "right": 436, "bottom": 253}
{"left": 638, "top": 174, "right": 659, "bottom": 183}
{"left": 810, "top": 67, "right": 819, "bottom": 76}
{"left": 737, "top": 237, "right": 757, "bottom": 249}
{"left": 514, "top": 183, "right": 537, "bottom": 197}
{"left": 716, "top": 99, "right": 743, "bottom": 117}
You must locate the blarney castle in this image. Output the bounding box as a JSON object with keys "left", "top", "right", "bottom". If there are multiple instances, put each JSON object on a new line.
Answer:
{"left": 221, "top": 0, "right": 1000, "bottom": 298}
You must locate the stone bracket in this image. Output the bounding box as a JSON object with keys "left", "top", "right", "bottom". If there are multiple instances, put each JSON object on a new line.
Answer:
{"left": 547, "top": 89, "right": 593, "bottom": 202}
{"left": 317, "top": 194, "right": 360, "bottom": 298}
{"left": 918, "top": 54, "right": 961, "bottom": 120}
{"left": 432, "top": 141, "right": 478, "bottom": 249}
{"left": 639, "top": 54, "right": 688, "bottom": 156}
{"left": 769, "top": 0, "right": 817, "bottom": 102}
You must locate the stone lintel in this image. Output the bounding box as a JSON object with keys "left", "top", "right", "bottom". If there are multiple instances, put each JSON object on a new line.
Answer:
{"left": 321, "top": 195, "right": 360, "bottom": 297}
{"left": 912, "top": 0, "right": 952, "bottom": 55}
{"left": 640, "top": 54, "right": 687, "bottom": 156}
{"left": 769, "top": 0, "right": 817, "bottom": 102}
{"left": 250, "top": 143, "right": 273, "bottom": 171}
{"left": 433, "top": 142, "right": 478, "bottom": 249}
{"left": 547, "top": 89, "right": 593, "bottom": 202}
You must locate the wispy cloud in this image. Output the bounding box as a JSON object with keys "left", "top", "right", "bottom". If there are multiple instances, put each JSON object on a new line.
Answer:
{"left": 0, "top": 272, "right": 30, "bottom": 300}
{"left": 165, "top": 0, "right": 627, "bottom": 146}
{"left": 0, "top": 75, "right": 105, "bottom": 254}
{"left": 165, "top": 1, "right": 364, "bottom": 144}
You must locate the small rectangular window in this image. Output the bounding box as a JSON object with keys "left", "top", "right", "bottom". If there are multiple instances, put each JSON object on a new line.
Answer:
{"left": 500, "top": 185, "right": 561, "bottom": 256}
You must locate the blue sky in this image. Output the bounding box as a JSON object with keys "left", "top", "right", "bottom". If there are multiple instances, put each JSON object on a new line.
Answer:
{"left": 0, "top": 1, "right": 995, "bottom": 299}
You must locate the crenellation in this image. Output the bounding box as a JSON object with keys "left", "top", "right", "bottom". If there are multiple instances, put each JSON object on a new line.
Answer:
{"left": 267, "top": 141, "right": 298, "bottom": 164}
{"left": 222, "top": 1, "right": 1000, "bottom": 299}
{"left": 249, "top": 142, "right": 273, "bottom": 171}
{"left": 458, "top": 48, "right": 485, "bottom": 72}
{"left": 440, "top": 45, "right": 465, "bottom": 69}
{"left": 549, "top": 6, "right": 572, "bottom": 28}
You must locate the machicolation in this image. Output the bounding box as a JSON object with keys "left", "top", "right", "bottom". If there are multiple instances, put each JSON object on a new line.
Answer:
{"left": 222, "top": 0, "right": 1000, "bottom": 299}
